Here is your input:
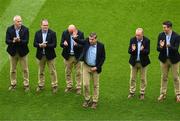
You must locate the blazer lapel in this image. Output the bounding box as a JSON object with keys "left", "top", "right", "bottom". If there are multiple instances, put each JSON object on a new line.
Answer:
{"left": 45, "top": 30, "right": 50, "bottom": 42}
{"left": 40, "top": 31, "right": 43, "bottom": 43}
{"left": 96, "top": 42, "right": 100, "bottom": 59}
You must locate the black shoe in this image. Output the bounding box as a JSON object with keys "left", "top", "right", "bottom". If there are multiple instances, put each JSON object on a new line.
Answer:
{"left": 139, "top": 94, "right": 145, "bottom": 100}
{"left": 128, "top": 93, "right": 135, "bottom": 99}
{"left": 82, "top": 100, "right": 92, "bottom": 108}
{"left": 158, "top": 94, "right": 166, "bottom": 102}
{"left": 64, "top": 87, "right": 73, "bottom": 93}
{"left": 8, "top": 85, "right": 16, "bottom": 91}
{"left": 176, "top": 94, "right": 180, "bottom": 103}
{"left": 36, "top": 86, "right": 44, "bottom": 92}
{"left": 52, "top": 86, "right": 58, "bottom": 93}
{"left": 24, "top": 86, "right": 30, "bottom": 92}
{"left": 75, "top": 88, "right": 81, "bottom": 95}
{"left": 91, "top": 102, "right": 97, "bottom": 109}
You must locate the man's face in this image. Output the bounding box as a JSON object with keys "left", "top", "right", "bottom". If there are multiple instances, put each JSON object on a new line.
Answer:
{"left": 41, "top": 21, "right": 49, "bottom": 31}
{"left": 14, "top": 17, "right": 22, "bottom": 29}
{"left": 68, "top": 28, "right": 75, "bottom": 34}
{"left": 135, "top": 31, "right": 143, "bottom": 40}
{"left": 89, "top": 36, "right": 97, "bottom": 45}
{"left": 163, "top": 25, "right": 171, "bottom": 34}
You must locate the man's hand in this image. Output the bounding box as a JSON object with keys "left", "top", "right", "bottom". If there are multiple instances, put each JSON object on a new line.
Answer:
{"left": 13, "top": 37, "right": 21, "bottom": 43}
{"left": 160, "top": 40, "right": 165, "bottom": 48}
{"left": 39, "top": 43, "right": 47, "bottom": 48}
{"left": 141, "top": 45, "right": 144, "bottom": 51}
{"left": 72, "top": 30, "right": 78, "bottom": 39}
{"left": 74, "top": 41, "right": 78, "bottom": 46}
{"left": 166, "top": 44, "right": 170, "bottom": 48}
{"left": 63, "top": 40, "right": 68, "bottom": 46}
{"left": 16, "top": 37, "right": 21, "bottom": 42}
{"left": 132, "top": 44, "right": 136, "bottom": 51}
{"left": 91, "top": 67, "right": 97, "bottom": 72}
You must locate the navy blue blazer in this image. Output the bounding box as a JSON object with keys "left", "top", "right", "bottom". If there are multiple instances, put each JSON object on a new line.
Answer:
{"left": 157, "top": 31, "right": 180, "bottom": 64}
{"left": 60, "top": 30, "right": 84, "bottom": 60}
{"left": 6, "top": 25, "right": 29, "bottom": 57}
{"left": 34, "top": 29, "right": 57, "bottom": 60}
{"left": 128, "top": 36, "right": 150, "bottom": 67}
{"left": 75, "top": 38, "right": 106, "bottom": 73}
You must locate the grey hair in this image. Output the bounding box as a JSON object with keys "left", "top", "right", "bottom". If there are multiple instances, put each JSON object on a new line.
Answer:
{"left": 13, "top": 15, "right": 22, "bottom": 21}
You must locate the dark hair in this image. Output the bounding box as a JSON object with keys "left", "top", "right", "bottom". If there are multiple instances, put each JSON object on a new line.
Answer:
{"left": 89, "top": 32, "right": 97, "bottom": 39}
{"left": 162, "top": 21, "right": 172, "bottom": 28}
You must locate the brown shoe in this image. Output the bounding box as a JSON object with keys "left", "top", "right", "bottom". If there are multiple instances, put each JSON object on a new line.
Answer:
{"left": 8, "top": 85, "right": 16, "bottom": 91}
{"left": 139, "top": 94, "right": 145, "bottom": 100}
{"left": 128, "top": 93, "right": 135, "bottom": 99}
{"left": 64, "top": 87, "right": 73, "bottom": 93}
{"left": 91, "top": 102, "right": 97, "bottom": 109}
{"left": 82, "top": 100, "right": 91, "bottom": 108}
{"left": 176, "top": 95, "right": 180, "bottom": 103}
{"left": 158, "top": 94, "right": 166, "bottom": 102}
{"left": 36, "top": 86, "right": 44, "bottom": 92}
{"left": 24, "top": 86, "right": 30, "bottom": 92}
{"left": 52, "top": 86, "right": 58, "bottom": 94}
{"left": 76, "top": 88, "right": 81, "bottom": 95}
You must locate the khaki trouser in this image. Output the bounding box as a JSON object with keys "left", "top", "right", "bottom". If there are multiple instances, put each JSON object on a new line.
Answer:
{"left": 64, "top": 56, "right": 82, "bottom": 89}
{"left": 160, "top": 59, "right": 180, "bottom": 95}
{"left": 83, "top": 63, "right": 99, "bottom": 102}
{"left": 37, "top": 56, "right": 58, "bottom": 87}
{"left": 9, "top": 54, "right": 29, "bottom": 86}
{"left": 129, "top": 63, "right": 147, "bottom": 94}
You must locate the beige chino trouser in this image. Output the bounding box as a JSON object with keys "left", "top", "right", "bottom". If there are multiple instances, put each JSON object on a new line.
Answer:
{"left": 9, "top": 54, "right": 29, "bottom": 86}
{"left": 83, "top": 63, "right": 99, "bottom": 102}
{"left": 129, "top": 63, "right": 147, "bottom": 94}
{"left": 64, "top": 56, "right": 82, "bottom": 89}
{"left": 160, "top": 59, "right": 180, "bottom": 95}
{"left": 37, "top": 56, "right": 58, "bottom": 87}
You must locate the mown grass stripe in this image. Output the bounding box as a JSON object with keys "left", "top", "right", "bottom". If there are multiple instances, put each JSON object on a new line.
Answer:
{"left": 0, "top": 0, "right": 47, "bottom": 71}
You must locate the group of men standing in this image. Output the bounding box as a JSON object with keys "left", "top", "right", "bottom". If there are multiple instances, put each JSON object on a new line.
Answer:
{"left": 128, "top": 21, "right": 180, "bottom": 102}
{"left": 5, "top": 15, "right": 179, "bottom": 111}
{"left": 5, "top": 15, "right": 106, "bottom": 109}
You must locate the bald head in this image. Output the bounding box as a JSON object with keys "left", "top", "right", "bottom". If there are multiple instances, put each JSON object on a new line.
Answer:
{"left": 68, "top": 24, "right": 76, "bottom": 34}
{"left": 135, "top": 28, "right": 144, "bottom": 40}
{"left": 13, "top": 15, "right": 22, "bottom": 29}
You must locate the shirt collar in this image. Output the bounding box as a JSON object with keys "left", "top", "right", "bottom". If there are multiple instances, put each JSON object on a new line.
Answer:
{"left": 42, "top": 30, "right": 48, "bottom": 34}
{"left": 90, "top": 44, "right": 97, "bottom": 47}
{"left": 165, "top": 31, "right": 172, "bottom": 36}
{"left": 137, "top": 39, "right": 143, "bottom": 42}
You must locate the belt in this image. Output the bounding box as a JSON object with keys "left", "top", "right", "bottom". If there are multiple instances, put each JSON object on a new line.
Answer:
{"left": 85, "top": 62, "right": 95, "bottom": 67}
{"left": 136, "top": 60, "right": 141, "bottom": 63}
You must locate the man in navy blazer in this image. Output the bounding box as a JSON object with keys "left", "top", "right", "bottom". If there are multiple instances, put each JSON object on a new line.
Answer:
{"left": 34, "top": 19, "right": 58, "bottom": 93}
{"left": 157, "top": 21, "right": 180, "bottom": 102}
{"left": 74, "top": 32, "right": 106, "bottom": 109}
{"left": 128, "top": 28, "right": 150, "bottom": 100}
{"left": 60, "top": 25, "right": 84, "bottom": 94}
{"left": 6, "top": 15, "right": 29, "bottom": 92}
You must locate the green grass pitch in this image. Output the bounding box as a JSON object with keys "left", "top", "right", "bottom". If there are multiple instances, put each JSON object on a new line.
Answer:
{"left": 0, "top": 0, "right": 180, "bottom": 120}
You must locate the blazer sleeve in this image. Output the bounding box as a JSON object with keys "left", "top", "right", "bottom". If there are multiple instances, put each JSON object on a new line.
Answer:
{"left": 169, "top": 35, "right": 180, "bottom": 51}
{"left": 75, "top": 32, "right": 85, "bottom": 48}
{"left": 157, "top": 34, "right": 166, "bottom": 52}
{"left": 47, "top": 32, "right": 57, "bottom": 48}
{"left": 5, "top": 28, "right": 13, "bottom": 45}
{"left": 60, "top": 31, "right": 66, "bottom": 48}
{"left": 33, "top": 32, "right": 39, "bottom": 48}
{"left": 19, "top": 28, "right": 29, "bottom": 45}
{"left": 96, "top": 44, "right": 106, "bottom": 69}
{"left": 141, "top": 39, "right": 150, "bottom": 55}
{"left": 128, "top": 39, "right": 136, "bottom": 55}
